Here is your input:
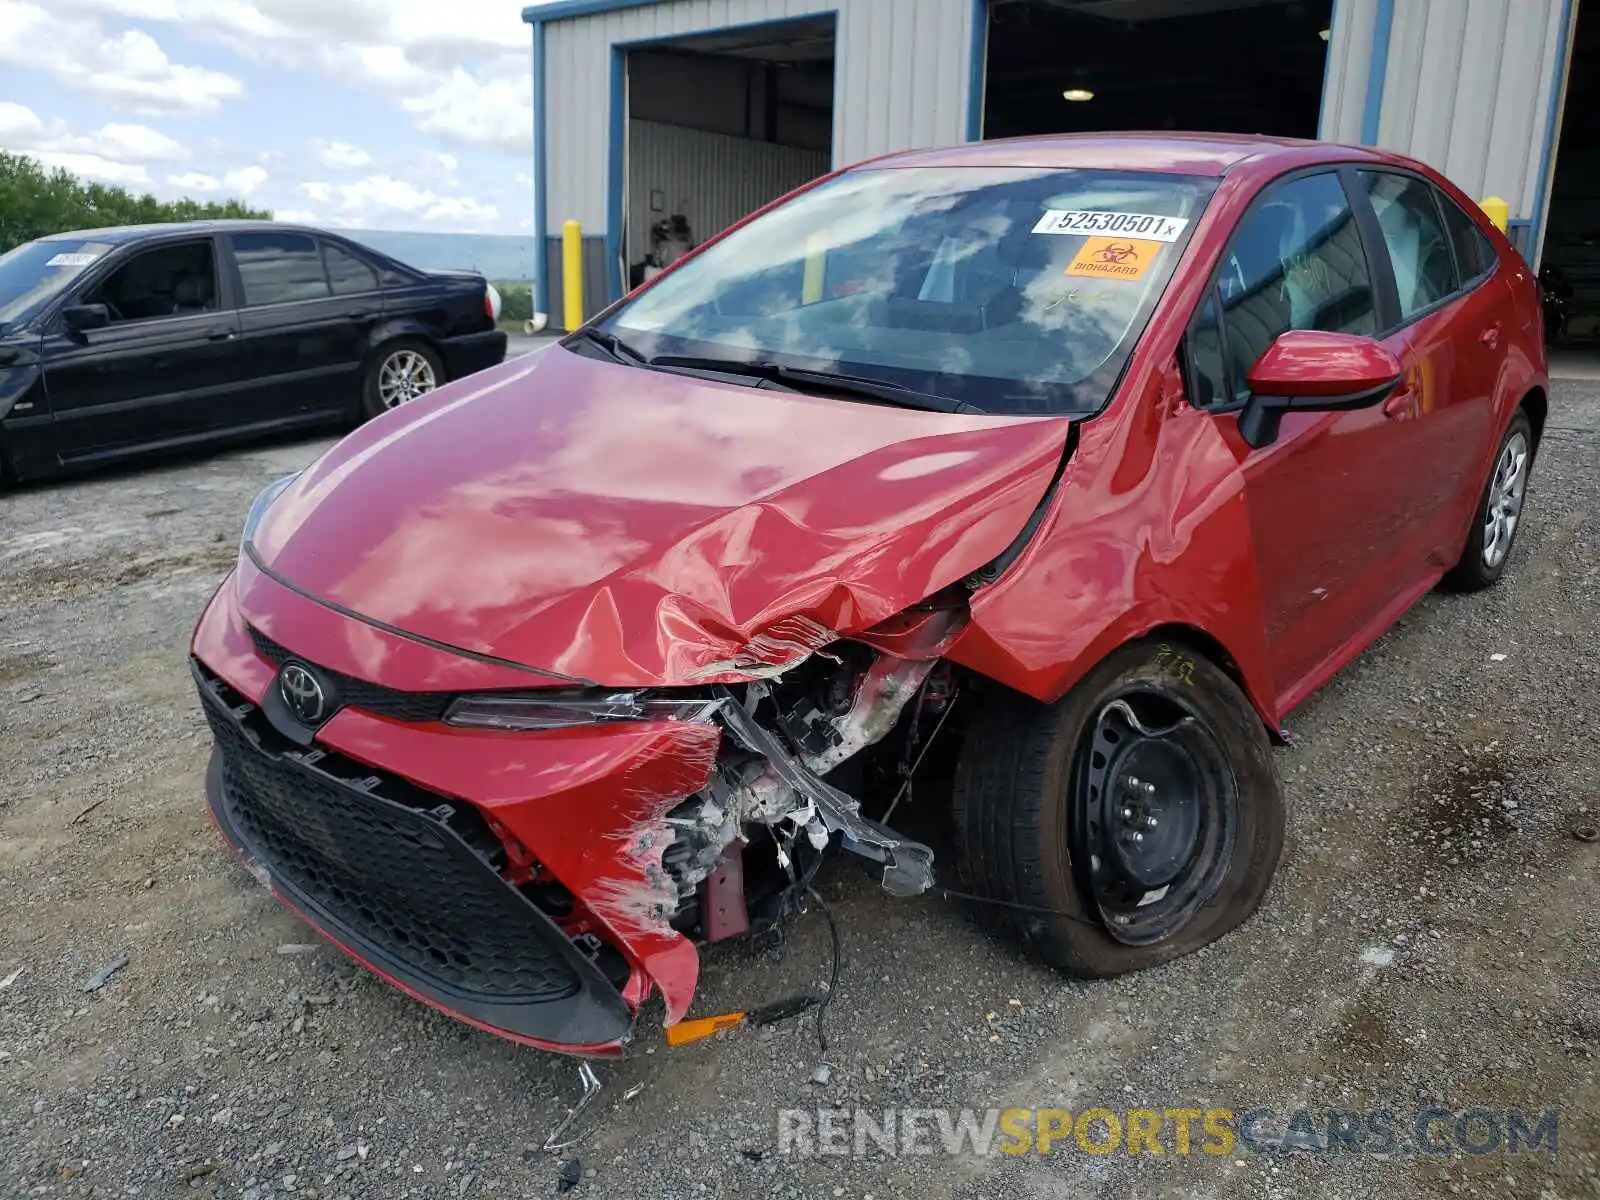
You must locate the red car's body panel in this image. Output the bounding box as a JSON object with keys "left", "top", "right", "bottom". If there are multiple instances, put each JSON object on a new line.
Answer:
{"left": 192, "top": 133, "right": 1549, "bottom": 1056}
{"left": 250, "top": 347, "right": 1071, "bottom": 686}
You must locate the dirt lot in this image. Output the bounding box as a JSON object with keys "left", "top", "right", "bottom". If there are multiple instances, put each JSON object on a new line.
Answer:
{"left": 1, "top": 388, "right": 1596, "bottom": 1200}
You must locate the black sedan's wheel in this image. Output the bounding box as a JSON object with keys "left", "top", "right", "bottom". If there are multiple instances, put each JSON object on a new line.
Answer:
{"left": 362, "top": 340, "right": 445, "bottom": 418}
{"left": 1442, "top": 409, "right": 1534, "bottom": 592}
{"left": 952, "top": 641, "right": 1283, "bottom": 977}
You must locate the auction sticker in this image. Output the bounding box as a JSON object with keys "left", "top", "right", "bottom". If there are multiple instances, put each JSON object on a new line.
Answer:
{"left": 1033, "top": 209, "right": 1189, "bottom": 241}
{"left": 46, "top": 252, "right": 100, "bottom": 268}
{"left": 1065, "top": 236, "right": 1165, "bottom": 281}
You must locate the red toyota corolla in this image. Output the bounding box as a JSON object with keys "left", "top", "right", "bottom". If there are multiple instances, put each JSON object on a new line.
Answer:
{"left": 192, "top": 133, "right": 1546, "bottom": 1057}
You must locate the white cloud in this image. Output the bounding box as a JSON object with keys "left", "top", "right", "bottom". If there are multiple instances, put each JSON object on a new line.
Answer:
{"left": 0, "top": 104, "right": 198, "bottom": 189}
{"left": 402, "top": 69, "right": 531, "bottom": 155}
{"left": 168, "top": 170, "right": 221, "bottom": 190}
{"left": 0, "top": 101, "right": 45, "bottom": 141}
{"left": 298, "top": 181, "right": 333, "bottom": 202}
{"left": 223, "top": 164, "right": 268, "bottom": 194}
{"left": 29, "top": 151, "right": 152, "bottom": 186}
{"left": 0, "top": 1, "right": 244, "bottom": 115}
{"left": 273, "top": 208, "right": 319, "bottom": 224}
{"left": 315, "top": 139, "right": 373, "bottom": 170}
{"left": 100, "top": 123, "right": 188, "bottom": 161}
{"left": 424, "top": 196, "right": 497, "bottom": 222}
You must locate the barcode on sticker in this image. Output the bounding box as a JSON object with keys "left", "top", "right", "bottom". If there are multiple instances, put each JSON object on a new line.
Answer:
{"left": 1033, "top": 210, "right": 1189, "bottom": 242}
{"left": 46, "top": 252, "right": 100, "bottom": 268}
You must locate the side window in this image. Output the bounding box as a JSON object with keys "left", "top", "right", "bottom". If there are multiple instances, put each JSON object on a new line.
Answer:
{"left": 323, "top": 241, "right": 379, "bottom": 295}
{"left": 1436, "top": 189, "right": 1497, "bottom": 283}
{"left": 1358, "top": 171, "right": 1457, "bottom": 318}
{"left": 233, "top": 232, "right": 331, "bottom": 306}
{"left": 1187, "top": 172, "right": 1376, "bottom": 407}
{"left": 83, "top": 241, "right": 217, "bottom": 323}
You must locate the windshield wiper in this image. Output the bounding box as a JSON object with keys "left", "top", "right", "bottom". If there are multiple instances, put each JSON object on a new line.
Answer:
{"left": 567, "top": 326, "right": 647, "bottom": 365}
{"left": 647, "top": 354, "right": 975, "bottom": 414}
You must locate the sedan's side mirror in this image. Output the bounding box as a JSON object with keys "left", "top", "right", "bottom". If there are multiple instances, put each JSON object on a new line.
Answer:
{"left": 1238, "top": 329, "right": 1403, "bottom": 448}
{"left": 61, "top": 303, "right": 111, "bottom": 332}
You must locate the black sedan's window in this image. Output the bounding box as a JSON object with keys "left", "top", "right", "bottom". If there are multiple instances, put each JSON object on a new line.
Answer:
{"left": 324, "top": 242, "right": 379, "bottom": 295}
{"left": 233, "top": 233, "right": 331, "bottom": 306}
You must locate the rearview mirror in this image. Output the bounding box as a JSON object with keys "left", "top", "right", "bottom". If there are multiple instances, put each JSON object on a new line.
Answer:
{"left": 1239, "top": 330, "right": 1402, "bottom": 449}
{"left": 62, "top": 303, "right": 110, "bottom": 332}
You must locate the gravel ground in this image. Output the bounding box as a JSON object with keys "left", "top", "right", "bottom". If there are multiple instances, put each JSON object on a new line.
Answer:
{"left": 1, "top": 387, "right": 1596, "bottom": 1200}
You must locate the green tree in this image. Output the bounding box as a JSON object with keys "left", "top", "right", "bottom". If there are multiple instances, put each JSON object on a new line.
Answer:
{"left": 496, "top": 281, "right": 533, "bottom": 323}
{"left": 0, "top": 151, "right": 271, "bottom": 254}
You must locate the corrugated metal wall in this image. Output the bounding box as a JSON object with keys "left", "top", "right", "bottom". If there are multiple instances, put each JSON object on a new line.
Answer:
{"left": 1320, "top": 0, "right": 1572, "bottom": 247}
{"left": 541, "top": 0, "right": 975, "bottom": 232}
{"left": 626, "top": 119, "right": 830, "bottom": 262}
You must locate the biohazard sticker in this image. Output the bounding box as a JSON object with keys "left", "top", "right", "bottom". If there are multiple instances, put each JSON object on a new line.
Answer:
{"left": 1065, "top": 236, "right": 1164, "bottom": 281}
{"left": 1033, "top": 209, "right": 1189, "bottom": 241}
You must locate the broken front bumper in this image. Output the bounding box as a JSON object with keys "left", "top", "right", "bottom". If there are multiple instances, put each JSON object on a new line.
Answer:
{"left": 197, "top": 665, "right": 635, "bottom": 1052}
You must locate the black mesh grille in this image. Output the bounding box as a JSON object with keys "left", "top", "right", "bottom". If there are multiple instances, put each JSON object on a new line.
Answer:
{"left": 249, "top": 626, "right": 456, "bottom": 723}
{"left": 201, "top": 677, "right": 579, "bottom": 1004}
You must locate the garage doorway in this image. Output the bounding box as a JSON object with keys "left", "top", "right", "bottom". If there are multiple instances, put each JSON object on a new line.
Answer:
{"left": 1538, "top": 0, "right": 1599, "bottom": 361}
{"left": 982, "top": 0, "right": 1334, "bottom": 141}
{"left": 621, "top": 17, "right": 835, "bottom": 293}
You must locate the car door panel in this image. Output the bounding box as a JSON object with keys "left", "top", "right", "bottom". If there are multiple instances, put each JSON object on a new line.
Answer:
{"left": 226, "top": 232, "right": 380, "bottom": 421}
{"left": 1186, "top": 169, "right": 1416, "bottom": 700}
{"left": 40, "top": 237, "right": 251, "bottom": 460}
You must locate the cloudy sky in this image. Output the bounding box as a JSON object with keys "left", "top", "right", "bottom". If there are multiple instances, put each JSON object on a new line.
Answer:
{"left": 0, "top": 0, "right": 551, "bottom": 235}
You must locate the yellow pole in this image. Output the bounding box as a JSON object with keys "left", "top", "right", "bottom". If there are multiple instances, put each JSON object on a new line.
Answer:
{"left": 1479, "top": 195, "right": 1510, "bottom": 233}
{"left": 562, "top": 219, "right": 584, "bottom": 331}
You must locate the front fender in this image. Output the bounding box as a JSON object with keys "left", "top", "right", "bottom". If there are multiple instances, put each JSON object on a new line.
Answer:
{"left": 949, "top": 362, "right": 1280, "bottom": 728}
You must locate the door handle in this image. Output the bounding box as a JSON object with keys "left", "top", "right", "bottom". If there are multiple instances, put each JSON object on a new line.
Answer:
{"left": 347, "top": 310, "right": 374, "bottom": 320}
{"left": 1480, "top": 324, "right": 1501, "bottom": 349}
{"left": 206, "top": 328, "right": 237, "bottom": 342}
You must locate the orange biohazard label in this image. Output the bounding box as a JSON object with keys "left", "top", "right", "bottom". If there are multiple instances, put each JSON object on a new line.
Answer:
{"left": 1065, "top": 236, "right": 1164, "bottom": 281}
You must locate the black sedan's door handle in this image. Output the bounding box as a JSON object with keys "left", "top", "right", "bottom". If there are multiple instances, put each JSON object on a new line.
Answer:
{"left": 206, "top": 328, "right": 237, "bottom": 342}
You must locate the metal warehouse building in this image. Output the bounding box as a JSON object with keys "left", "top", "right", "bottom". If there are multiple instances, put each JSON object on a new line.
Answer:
{"left": 521, "top": 0, "right": 1593, "bottom": 329}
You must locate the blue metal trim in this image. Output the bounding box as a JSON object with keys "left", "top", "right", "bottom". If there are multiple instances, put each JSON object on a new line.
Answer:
{"left": 966, "top": 0, "right": 987, "bottom": 141}
{"left": 1316, "top": 0, "right": 1338, "bottom": 140}
{"left": 1359, "top": 0, "right": 1395, "bottom": 145}
{"left": 531, "top": 19, "right": 550, "bottom": 316}
{"left": 602, "top": 10, "right": 840, "bottom": 306}
{"left": 606, "top": 43, "right": 625, "bottom": 306}
{"left": 1527, "top": 0, "right": 1576, "bottom": 268}
{"left": 521, "top": 0, "right": 666, "bottom": 25}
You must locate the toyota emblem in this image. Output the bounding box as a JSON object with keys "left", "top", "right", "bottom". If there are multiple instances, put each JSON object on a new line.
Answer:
{"left": 278, "top": 662, "right": 328, "bottom": 725}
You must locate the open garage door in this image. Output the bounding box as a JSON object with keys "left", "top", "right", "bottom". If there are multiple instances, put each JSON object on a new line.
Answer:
{"left": 983, "top": 0, "right": 1333, "bottom": 141}
{"left": 623, "top": 17, "right": 835, "bottom": 291}
{"left": 1539, "top": 0, "right": 1599, "bottom": 368}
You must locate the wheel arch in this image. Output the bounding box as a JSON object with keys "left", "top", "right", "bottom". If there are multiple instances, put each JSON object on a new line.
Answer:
{"left": 1520, "top": 385, "right": 1548, "bottom": 454}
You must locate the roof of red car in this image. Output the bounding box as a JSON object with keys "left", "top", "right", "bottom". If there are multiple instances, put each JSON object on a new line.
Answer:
{"left": 865, "top": 132, "right": 1386, "bottom": 177}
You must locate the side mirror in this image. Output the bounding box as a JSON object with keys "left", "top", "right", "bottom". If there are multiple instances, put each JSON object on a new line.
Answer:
{"left": 1238, "top": 330, "right": 1402, "bottom": 448}
{"left": 62, "top": 303, "right": 110, "bottom": 332}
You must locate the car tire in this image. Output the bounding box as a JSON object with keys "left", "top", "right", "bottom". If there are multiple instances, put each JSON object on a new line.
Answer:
{"left": 1441, "top": 409, "right": 1534, "bottom": 593}
{"left": 951, "top": 640, "right": 1283, "bottom": 978}
{"left": 361, "top": 339, "right": 446, "bottom": 419}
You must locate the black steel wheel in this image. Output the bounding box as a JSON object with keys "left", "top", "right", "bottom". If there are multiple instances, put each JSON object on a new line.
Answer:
{"left": 952, "top": 639, "right": 1283, "bottom": 977}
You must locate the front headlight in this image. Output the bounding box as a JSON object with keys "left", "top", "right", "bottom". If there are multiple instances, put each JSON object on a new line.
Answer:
{"left": 444, "top": 691, "right": 721, "bottom": 731}
{"left": 240, "top": 473, "right": 298, "bottom": 553}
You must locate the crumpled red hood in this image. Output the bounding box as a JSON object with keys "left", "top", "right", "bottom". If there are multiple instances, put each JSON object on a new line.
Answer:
{"left": 250, "top": 346, "right": 1070, "bottom": 686}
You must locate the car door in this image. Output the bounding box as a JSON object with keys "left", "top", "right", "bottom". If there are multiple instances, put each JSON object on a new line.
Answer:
{"left": 1353, "top": 171, "right": 1505, "bottom": 565}
{"left": 1184, "top": 169, "right": 1418, "bottom": 706}
{"left": 40, "top": 236, "right": 246, "bottom": 461}
{"left": 226, "top": 231, "right": 382, "bottom": 420}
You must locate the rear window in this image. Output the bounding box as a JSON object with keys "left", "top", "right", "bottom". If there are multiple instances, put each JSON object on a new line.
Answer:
{"left": 232, "top": 232, "right": 332, "bottom": 306}
{"left": 600, "top": 166, "right": 1216, "bottom": 415}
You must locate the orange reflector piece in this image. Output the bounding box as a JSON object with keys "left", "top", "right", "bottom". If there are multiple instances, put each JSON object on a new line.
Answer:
{"left": 665, "top": 1011, "right": 747, "bottom": 1047}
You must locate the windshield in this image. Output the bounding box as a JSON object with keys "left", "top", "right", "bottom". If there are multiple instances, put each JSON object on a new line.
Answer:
{"left": 598, "top": 166, "right": 1215, "bottom": 414}
{"left": 0, "top": 239, "right": 114, "bottom": 329}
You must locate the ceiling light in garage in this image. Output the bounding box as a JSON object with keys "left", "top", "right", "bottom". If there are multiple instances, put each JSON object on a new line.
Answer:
{"left": 1062, "top": 88, "right": 1095, "bottom": 102}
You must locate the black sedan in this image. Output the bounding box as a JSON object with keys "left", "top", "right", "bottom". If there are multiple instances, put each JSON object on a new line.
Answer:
{"left": 0, "top": 221, "right": 508, "bottom": 483}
